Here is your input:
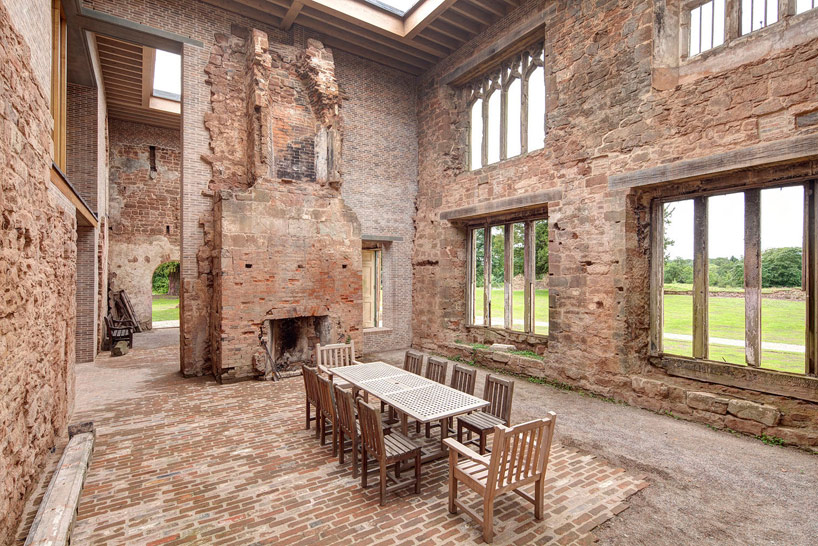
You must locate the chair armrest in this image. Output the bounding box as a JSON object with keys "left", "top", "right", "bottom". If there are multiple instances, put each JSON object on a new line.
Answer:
{"left": 443, "top": 438, "right": 490, "bottom": 466}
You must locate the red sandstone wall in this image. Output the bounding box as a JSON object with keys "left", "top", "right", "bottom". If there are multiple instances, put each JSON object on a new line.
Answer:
{"left": 108, "top": 119, "right": 181, "bottom": 328}
{"left": 413, "top": 0, "right": 818, "bottom": 448}
{"left": 0, "top": 1, "right": 78, "bottom": 542}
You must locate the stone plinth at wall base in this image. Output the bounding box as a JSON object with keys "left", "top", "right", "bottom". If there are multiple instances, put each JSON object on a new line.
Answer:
{"left": 427, "top": 342, "right": 818, "bottom": 451}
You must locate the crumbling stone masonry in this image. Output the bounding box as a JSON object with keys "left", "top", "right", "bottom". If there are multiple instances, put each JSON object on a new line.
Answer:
{"left": 413, "top": 0, "right": 818, "bottom": 449}
{"left": 206, "top": 29, "right": 362, "bottom": 380}
{"left": 0, "top": 2, "right": 77, "bottom": 542}
{"left": 108, "top": 119, "right": 180, "bottom": 329}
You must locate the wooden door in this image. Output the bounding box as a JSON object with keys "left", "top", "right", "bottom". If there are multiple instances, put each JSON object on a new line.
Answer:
{"left": 362, "top": 250, "right": 376, "bottom": 328}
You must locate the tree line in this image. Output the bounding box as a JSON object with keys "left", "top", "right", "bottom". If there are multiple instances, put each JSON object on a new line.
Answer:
{"left": 475, "top": 221, "right": 548, "bottom": 287}
{"left": 664, "top": 247, "right": 802, "bottom": 288}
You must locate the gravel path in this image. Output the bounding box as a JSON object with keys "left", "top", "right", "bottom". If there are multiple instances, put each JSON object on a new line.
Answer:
{"left": 369, "top": 349, "right": 818, "bottom": 545}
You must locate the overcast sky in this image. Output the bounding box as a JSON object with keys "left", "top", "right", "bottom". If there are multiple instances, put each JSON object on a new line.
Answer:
{"left": 153, "top": 50, "right": 181, "bottom": 96}
{"left": 665, "top": 185, "right": 804, "bottom": 260}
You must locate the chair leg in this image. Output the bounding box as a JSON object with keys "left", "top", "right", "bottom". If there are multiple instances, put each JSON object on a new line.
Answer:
{"left": 448, "top": 449, "right": 458, "bottom": 514}
{"left": 338, "top": 429, "right": 345, "bottom": 465}
{"left": 415, "top": 420, "right": 421, "bottom": 434}
{"left": 305, "top": 401, "right": 311, "bottom": 430}
{"left": 314, "top": 408, "right": 321, "bottom": 439}
{"left": 534, "top": 476, "right": 544, "bottom": 520}
{"left": 361, "top": 448, "right": 368, "bottom": 489}
{"left": 379, "top": 462, "right": 387, "bottom": 506}
{"left": 331, "top": 418, "right": 338, "bottom": 457}
{"left": 483, "top": 497, "right": 495, "bottom": 544}
{"left": 414, "top": 451, "right": 421, "bottom": 494}
{"left": 478, "top": 432, "right": 486, "bottom": 455}
{"left": 352, "top": 436, "right": 359, "bottom": 479}
{"left": 457, "top": 421, "right": 463, "bottom": 443}
{"left": 394, "top": 461, "right": 401, "bottom": 480}
{"left": 320, "top": 416, "right": 326, "bottom": 446}
{"left": 425, "top": 422, "right": 431, "bottom": 438}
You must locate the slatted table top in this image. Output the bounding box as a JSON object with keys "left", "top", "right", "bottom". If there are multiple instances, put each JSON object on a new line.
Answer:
{"left": 330, "top": 361, "right": 488, "bottom": 422}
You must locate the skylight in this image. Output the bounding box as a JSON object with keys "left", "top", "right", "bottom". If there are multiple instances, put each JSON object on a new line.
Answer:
{"left": 366, "top": 0, "right": 422, "bottom": 16}
{"left": 153, "top": 49, "right": 181, "bottom": 101}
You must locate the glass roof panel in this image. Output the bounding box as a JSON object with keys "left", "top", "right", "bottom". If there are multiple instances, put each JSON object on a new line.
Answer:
{"left": 365, "top": 0, "right": 422, "bottom": 16}
{"left": 153, "top": 49, "right": 181, "bottom": 101}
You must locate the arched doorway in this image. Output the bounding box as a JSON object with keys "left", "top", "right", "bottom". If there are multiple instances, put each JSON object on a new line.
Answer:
{"left": 151, "top": 261, "right": 180, "bottom": 329}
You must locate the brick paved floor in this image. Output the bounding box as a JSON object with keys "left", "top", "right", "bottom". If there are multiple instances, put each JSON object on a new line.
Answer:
{"left": 65, "top": 345, "right": 647, "bottom": 545}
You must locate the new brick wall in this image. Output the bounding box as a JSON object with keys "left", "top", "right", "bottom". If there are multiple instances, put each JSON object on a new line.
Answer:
{"left": 334, "top": 50, "right": 418, "bottom": 353}
{"left": 413, "top": 0, "right": 818, "bottom": 448}
{"left": 67, "top": 83, "right": 102, "bottom": 362}
{"left": 0, "top": 0, "right": 77, "bottom": 541}
{"left": 108, "top": 119, "right": 181, "bottom": 328}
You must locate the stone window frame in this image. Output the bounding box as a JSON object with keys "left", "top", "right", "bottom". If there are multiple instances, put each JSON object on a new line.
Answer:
{"left": 462, "top": 42, "right": 545, "bottom": 172}
{"left": 649, "top": 179, "right": 818, "bottom": 379}
{"left": 653, "top": 0, "right": 818, "bottom": 89}
{"left": 466, "top": 209, "right": 549, "bottom": 339}
{"left": 679, "top": 0, "right": 806, "bottom": 62}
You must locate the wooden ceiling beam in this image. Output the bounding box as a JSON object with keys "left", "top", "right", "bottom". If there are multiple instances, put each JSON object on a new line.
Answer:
{"left": 465, "top": 0, "right": 505, "bottom": 18}
{"left": 298, "top": 10, "right": 434, "bottom": 67}
{"left": 319, "top": 35, "right": 424, "bottom": 75}
{"left": 96, "top": 47, "right": 142, "bottom": 65}
{"left": 298, "top": 5, "right": 445, "bottom": 61}
{"left": 280, "top": 0, "right": 303, "bottom": 30}
{"left": 436, "top": 10, "right": 483, "bottom": 34}
{"left": 404, "top": 0, "right": 456, "bottom": 40}
{"left": 426, "top": 18, "right": 472, "bottom": 43}
{"left": 96, "top": 35, "right": 142, "bottom": 53}
{"left": 449, "top": 3, "right": 494, "bottom": 26}
{"left": 417, "top": 25, "right": 464, "bottom": 50}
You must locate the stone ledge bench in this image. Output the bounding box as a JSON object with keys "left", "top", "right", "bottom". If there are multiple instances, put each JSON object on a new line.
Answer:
{"left": 24, "top": 424, "right": 95, "bottom": 546}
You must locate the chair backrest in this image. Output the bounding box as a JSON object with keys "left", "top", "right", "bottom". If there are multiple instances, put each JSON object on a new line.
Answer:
{"left": 425, "top": 356, "right": 448, "bottom": 384}
{"left": 403, "top": 350, "right": 425, "bottom": 375}
{"left": 333, "top": 384, "right": 356, "bottom": 438}
{"left": 316, "top": 374, "right": 336, "bottom": 420}
{"left": 356, "top": 398, "right": 386, "bottom": 462}
{"left": 316, "top": 341, "right": 356, "bottom": 368}
{"left": 487, "top": 413, "right": 556, "bottom": 492}
{"left": 482, "top": 374, "right": 514, "bottom": 423}
{"left": 302, "top": 365, "right": 321, "bottom": 406}
{"left": 450, "top": 364, "right": 477, "bottom": 395}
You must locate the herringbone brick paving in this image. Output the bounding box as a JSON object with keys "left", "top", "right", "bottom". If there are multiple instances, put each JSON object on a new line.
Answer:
{"left": 66, "top": 345, "right": 647, "bottom": 545}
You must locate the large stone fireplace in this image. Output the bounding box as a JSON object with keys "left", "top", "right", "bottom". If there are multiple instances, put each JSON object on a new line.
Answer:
{"left": 206, "top": 28, "right": 362, "bottom": 381}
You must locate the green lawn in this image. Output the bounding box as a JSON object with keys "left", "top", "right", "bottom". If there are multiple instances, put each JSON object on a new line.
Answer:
{"left": 152, "top": 296, "right": 179, "bottom": 322}
{"left": 664, "top": 293, "right": 805, "bottom": 374}
{"left": 474, "top": 288, "right": 549, "bottom": 335}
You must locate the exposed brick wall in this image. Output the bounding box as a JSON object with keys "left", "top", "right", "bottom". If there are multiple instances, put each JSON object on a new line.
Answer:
{"left": 67, "top": 83, "right": 104, "bottom": 362}
{"left": 334, "top": 50, "right": 418, "bottom": 353}
{"left": 206, "top": 30, "right": 362, "bottom": 380}
{"left": 413, "top": 0, "right": 818, "bottom": 448}
{"left": 108, "top": 119, "right": 180, "bottom": 329}
{"left": 0, "top": 0, "right": 77, "bottom": 541}
{"left": 84, "top": 0, "right": 290, "bottom": 376}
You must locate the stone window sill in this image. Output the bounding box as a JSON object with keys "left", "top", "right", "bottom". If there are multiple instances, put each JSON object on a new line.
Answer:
{"left": 462, "top": 147, "right": 546, "bottom": 178}
{"left": 466, "top": 325, "right": 549, "bottom": 342}
{"left": 363, "top": 327, "right": 393, "bottom": 334}
{"left": 656, "top": 354, "right": 818, "bottom": 403}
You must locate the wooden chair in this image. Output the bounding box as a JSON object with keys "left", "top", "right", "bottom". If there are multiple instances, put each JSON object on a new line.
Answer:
{"left": 382, "top": 349, "right": 427, "bottom": 414}
{"left": 357, "top": 398, "right": 422, "bottom": 506}
{"left": 317, "top": 342, "right": 356, "bottom": 391}
{"left": 444, "top": 414, "right": 557, "bottom": 543}
{"left": 422, "top": 356, "right": 449, "bottom": 437}
{"left": 457, "top": 374, "right": 514, "bottom": 454}
{"left": 450, "top": 364, "right": 477, "bottom": 395}
{"left": 403, "top": 349, "right": 425, "bottom": 375}
{"left": 301, "top": 365, "right": 321, "bottom": 435}
{"left": 334, "top": 385, "right": 392, "bottom": 478}
{"left": 104, "top": 315, "right": 134, "bottom": 353}
{"left": 316, "top": 374, "right": 338, "bottom": 456}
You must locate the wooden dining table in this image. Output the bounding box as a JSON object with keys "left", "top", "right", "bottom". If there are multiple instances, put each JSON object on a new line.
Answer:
{"left": 329, "top": 361, "right": 489, "bottom": 463}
